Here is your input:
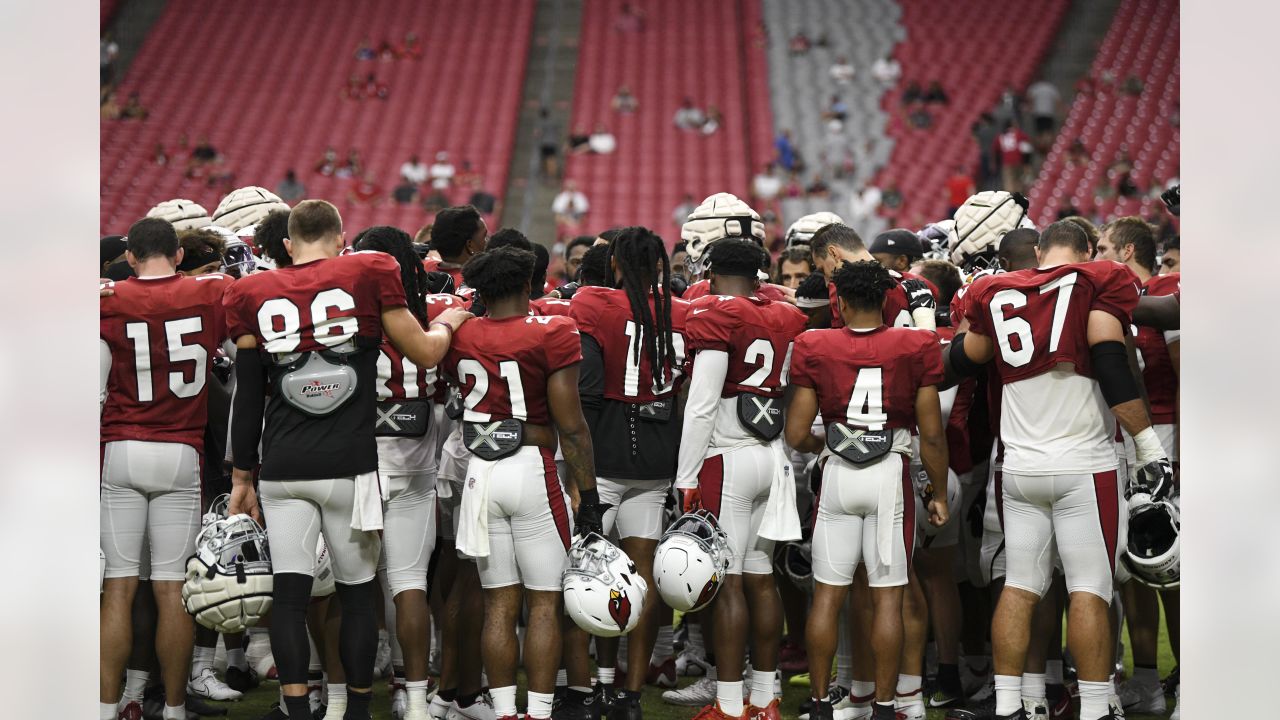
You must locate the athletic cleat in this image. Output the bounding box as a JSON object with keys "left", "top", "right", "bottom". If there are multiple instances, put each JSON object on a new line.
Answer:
{"left": 968, "top": 679, "right": 994, "bottom": 703}
{"left": 789, "top": 672, "right": 811, "bottom": 688}
{"left": 406, "top": 707, "right": 433, "bottom": 720}
{"left": 1045, "top": 684, "right": 1071, "bottom": 720}
{"left": 807, "top": 701, "right": 834, "bottom": 720}
{"left": 675, "top": 646, "right": 711, "bottom": 677}
{"left": 961, "top": 662, "right": 992, "bottom": 699}
{"left": 224, "top": 665, "right": 260, "bottom": 693}
{"left": 448, "top": 694, "right": 498, "bottom": 720}
{"left": 661, "top": 677, "right": 716, "bottom": 706}
{"left": 800, "top": 685, "right": 850, "bottom": 720}
{"left": 646, "top": 657, "right": 677, "bottom": 688}
{"left": 605, "top": 692, "right": 643, "bottom": 720}
{"left": 188, "top": 667, "right": 243, "bottom": 701}
{"left": 427, "top": 695, "right": 452, "bottom": 720}
{"left": 1021, "top": 697, "right": 1048, "bottom": 720}
{"left": 1117, "top": 678, "right": 1165, "bottom": 714}
{"left": 376, "top": 633, "right": 394, "bottom": 679}
{"left": 691, "top": 702, "right": 747, "bottom": 720}
{"left": 187, "top": 696, "right": 228, "bottom": 717}
{"left": 748, "top": 698, "right": 781, "bottom": 720}
{"left": 1169, "top": 685, "right": 1179, "bottom": 720}
{"left": 1162, "top": 666, "right": 1179, "bottom": 695}
{"left": 118, "top": 701, "right": 145, "bottom": 720}
{"left": 895, "top": 702, "right": 925, "bottom": 720}
{"left": 594, "top": 684, "right": 614, "bottom": 717}
{"left": 256, "top": 704, "right": 289, "bottom": 720}
{"left": 392, "top": 683, "right": 408, "bottom": 719}
{"left": 928, "top": 688, "right": 964, "bottom": 708}
{"left": 779, "top": 639, "right": 807, "bottom": 675}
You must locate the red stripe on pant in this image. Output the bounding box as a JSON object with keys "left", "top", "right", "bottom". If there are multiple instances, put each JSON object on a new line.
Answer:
{"left": 1092, "top": 469, "right": 1120, "bottom": 574}
{"left": 900, "top": 455, "right": 915, "bottom": 562}
{"left": 541, "top": 448, "right": 571, "bottom": 549}
{"left": 698, "top": 455, "right": 725, "bottom": 518}
{"left": 994, "top": 471, "right": 1005, "bottom": 532}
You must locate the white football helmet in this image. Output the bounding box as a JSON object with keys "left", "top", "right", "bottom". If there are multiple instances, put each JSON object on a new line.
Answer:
{"left": 772, "top": 541, "right": 813, "bottom": 593}
{"left": 949, "top": 191, "right": 1034, "bottom": 270}
{"left": 563, "top": 533, "right": 647, "bottom": 637}
{"left": 212, "top": 186, "right": 290, "bottom": 232}
{"left": 147, "top": 198, "right": 212, "bottom": 231}
{"left": 917, "top": 219, "right": 957, "bottom": 261}
{"left": 182, "top": 514, "right": 273, "bottom": 633}
{"left": 785, "top": 211, "right": 844, "bottom": 249}
{"left": 1122, "top": 495, "right": 1179, "bottom": 589}
{"left": 204, "top": 224, "right": 258, "bottom": 278}
{"left": 100, "top": 548, "right": 106, "bottom": 593}
{"left": 680, "top": 193, "right": 765, "bottom": 274}
{"left": 312, "top": 537, "right": 336, "bottom": 598}
{"left": 653, "top": 509, "right": 731, "bottom": 612}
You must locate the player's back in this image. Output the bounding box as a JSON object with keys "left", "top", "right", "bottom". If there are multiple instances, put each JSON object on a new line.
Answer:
{"left": 1135, "top": 272, "right": 1179, "bottom": 424}
{"left": 963, "top": 260, "right": 1140, "bottom": 474}
{"left": 100, "top": 273, "right": 232, "bottom": 451}
{"left": 570, "top": 286, "right": 691, "bottom": 403}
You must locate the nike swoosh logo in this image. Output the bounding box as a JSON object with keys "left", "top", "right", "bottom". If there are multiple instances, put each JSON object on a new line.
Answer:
{"left": 693, "top": 308, "right": 708, "bottom": 315}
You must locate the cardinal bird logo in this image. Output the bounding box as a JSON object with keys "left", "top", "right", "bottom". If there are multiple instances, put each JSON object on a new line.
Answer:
{"left": 696, "top": 573, "right": 720, "bottom": 608}
{"left": 607, "top": 588, "right": 632, "bottom": 631}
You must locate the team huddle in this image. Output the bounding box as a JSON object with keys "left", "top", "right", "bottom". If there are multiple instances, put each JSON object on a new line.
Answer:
{"left": 99, "top": 185, "right": 1181, "bottom": 720}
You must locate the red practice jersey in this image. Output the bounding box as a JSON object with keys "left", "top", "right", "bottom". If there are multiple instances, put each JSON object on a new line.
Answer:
{"left": 829, "top": 268, "right": 934, "bottom": 329}
{"left": 530, "top": 297, "right": 575, "bottom": 317}
{"left": 376, "top": 293, "right": 463, "bottom": 403}
{"left": 422, "top": 257, "right": 466, "bottom": 293}
{"left": 936, "top": 325, "right": 977, "bottom": 474}
{"left": 685, "top": 294, "right": 808, "bottom": 398}
{"left": 1135, "top": 272, "right": 1179, "bottom": 424}
{"left": 684, "top": 278, "right": 789, "bottom": 303}
{"left": 100, "top": 273, "right": 233, "bottom": 452}
{"left": 570, "top": 286, "right": 691, "bottom": 403}
{"left": 789, "top": 325, "right": 944, "bottom": 430}
{"left": 441, "top": 314, "right": 582, "bottom": 425}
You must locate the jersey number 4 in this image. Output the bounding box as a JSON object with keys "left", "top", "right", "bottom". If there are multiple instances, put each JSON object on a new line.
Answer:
{"left": 125, "top": 318, "right": 207, "bottom": 402}
{"left": 989, "top": 272, "right": 1077, "bottom": 368}
{"left": 845, "top": 367, "right": 887, "bottom": 430}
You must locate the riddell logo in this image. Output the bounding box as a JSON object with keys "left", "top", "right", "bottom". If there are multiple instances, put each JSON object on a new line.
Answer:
{"left": 302, "top": 381, "right": 340, "bottom": 398}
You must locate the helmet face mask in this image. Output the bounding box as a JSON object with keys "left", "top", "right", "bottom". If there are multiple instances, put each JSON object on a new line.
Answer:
{"left": 562, "top": 533, "right": 647, "bottom": 637}
{"left": 1122, "top": 497, "right": 1180, "bottom": 589}
{"left": 182, "top": 514, "right": 273, "bottom": 633}
{"left": 222, "top": 238, "right": 257, "bottom": 278}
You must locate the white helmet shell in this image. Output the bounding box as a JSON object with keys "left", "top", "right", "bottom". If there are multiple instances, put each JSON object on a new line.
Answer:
{"left": 212, "top": 186, "right": 290, "bottom": 232}
{"left": 785, "top": 211, "right": 844, "bottom": 248}
{"left": 949, "top": 191, "right": 1034, "bottom": 269}
{"left": 311, "top": 537, "right": 336, "bottom": 598}
{"left": 680, "top": 193, "right": 765, "bottom": 273}
{"left": 653, "top": 510, "right": 731, "bottom": 612}
{"left": 181, "top": 514, "right": 273, "bottom": 633}
{"left": 917, "top": 219, "right": 957, "bottom": 261}
{"left": 1122, "top": 495, "right": 1180, "bottom": 589}
{"left": 562, "top": 534, "right": 647, "bottom": 637}
{"left": 147, "top": 198, "right": 212, "bottom": 231}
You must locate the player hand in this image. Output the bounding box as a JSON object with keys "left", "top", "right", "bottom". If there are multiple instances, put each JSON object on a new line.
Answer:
{"left": 680, "top": 487, "right": 702, "bottom": 513}
{"left": 574, "top": 501, "right": 611, "bottom": 537}
{"left": 901, "top": 278, "right": 936, "bottom": 310}
{"left": 228, "top": 468, "right": 261, "bottom": 525}
{"left": 775, "top": 284, "right": 798, "bottom": 306}
{"left": 928, "top": 496, "right": 950, "bottom": 527}
{"left": 1129, "top": 457, "right": 1174, "bottom": 502}
{"left": 437, "top": 306, "right": 474, "bottom": 331}
{"left": 100, "top": 279, "right": 115, "bottom": 297}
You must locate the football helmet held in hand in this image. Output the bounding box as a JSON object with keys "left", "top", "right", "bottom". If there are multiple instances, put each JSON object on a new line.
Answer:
{"left": 563, "top": 533, "right": 648, "bottom": 637}
{"left": 182, "top": 514, "right": 273, "bottom": 633}
{"left": 653, "top": 509, "right": 731, "bottom": 612}
{"left": 1128, "top": 457, "right": 1174, "bottom": 503}
{"left": 1122, "top": 495, "right": 1179, "bottom": 589}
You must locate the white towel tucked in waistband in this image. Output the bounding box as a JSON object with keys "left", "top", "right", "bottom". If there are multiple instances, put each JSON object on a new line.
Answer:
{"left": 876, "top": 454, "right": 905, "bottom": 568}
{"left": 350, "top": 471, "right": 387, "bottom": 532}
{"left": 457, "top": 458, "right": 497, "bottom": 558}
{"left": 758, "top": 440, "right": 802, "bottom": 542}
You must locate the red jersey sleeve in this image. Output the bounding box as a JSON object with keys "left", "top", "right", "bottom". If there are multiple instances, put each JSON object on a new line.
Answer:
{"left": 362, "top": 251, "right": 408, "bottom": 310}
{"left": 1081, "top": 260, "right": 1140, "bottom": 325}
{"left": 567, "top": 287, "right": 604, "bottom": 339}
{"left": 787, "top": 332, "right": 819, "bottom": 388}
{"left": 682, "top": 279, "right": 711, "bottom": 300}
{"left": 684, "top": 296, "right": 736, "bottom": 352}
{"left": 423, "top": 292, "right": 464, "bottom": 320}
{"left": 542, "top": 316, "right": 584, "bottom": 373}
{"left": 962, "top": 274, "right": 997, "bottom": 338}
{"left": 756, "top": 283, "right": 787, "bottom": 302}
{"left": 914, "top": 332, "right": 946, "bottom": 387}
{"left": 223, "top": 282, "right": 254, "bottom": 341}
{"left": 1146, "top": 273, "right": 1180, "bottom": 298}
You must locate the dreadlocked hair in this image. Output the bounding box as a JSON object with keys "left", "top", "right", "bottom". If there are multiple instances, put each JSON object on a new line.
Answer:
{"left": 608, "top": 226, "right": 676, "bottom": 392}
{"left": 354, "top": 225, "right": 431, "bottom": 324}
{"left": 832, "top": 260, "right": 896, "bottom": 312}
{"left": 463, "top": 246, "right": 535, "bottom": 305}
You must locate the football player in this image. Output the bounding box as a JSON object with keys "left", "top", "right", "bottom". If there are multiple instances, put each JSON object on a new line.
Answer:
{"left": 773, "top": 247, "right": 815, "bottom": 290}
{"left": 569, "top": 226, "right": 689, "bottom": 719}
{"left": 785, "top": 260, "right": 950, "bottom": 720}
{"left": 679, "top": 193, "right": 790, "bottom": 304}
{"left": 100, "top": 217, "right": 234, "bottom": 720}
{"left": 944, "top": 221, "right": 1171, "bottom": 720}
{"left": 439, "top": 246, "right": 604, "bottom": 720}
{"left": 675, "top": 239, "right": 808, "bottom": 720}
{"left": 223, "top": 200, "right": 471, "bottom": 720}
{"left": 808, "top": 224, "right": 936, "bottom": 331}
{"left": 423, "top": 205, "right": 490, "bottom": 294}
{"left": 1158, "top": 237, "right": 1179, "bottom": 275}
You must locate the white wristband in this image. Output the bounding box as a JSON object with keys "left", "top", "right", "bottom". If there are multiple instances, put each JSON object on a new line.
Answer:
{"left": 1133, "top": 426, "right": 1167, "bottom": 466}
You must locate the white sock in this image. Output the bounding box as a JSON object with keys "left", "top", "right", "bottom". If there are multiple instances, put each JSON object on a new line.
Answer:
{"left": 491, "top": 686, "right": 518, "bottom": 717}
{"left": 100, "top": 702, "right": 118, "bottom": 720}
{"left": 226, "top": 647, "right": 247, "bottom": 671}
{"left": 652, "top": 624, "right": 675, "bottom": 663}
{"left": 850, "top": 680, "right": 875, "bottom": 706}
{"left": 123, "top": 669, "right": 149, "bottom": 701}
{"left": 1134, "top": 666, "right": 1160, "bottom": 685}
{"left": 895, "top": 674, "right": 923, "bottom": 708}
{"left": 1078, "top": 679, "right": 1111, "bottom": 720}
{"left": 527, "top": 690, "right": 555, "bottom": 719}
{"left": 162, "top": 703, "right": 186, "bottom": 720}
{"left": 406, "top": 679, "right": 430, "bottom": 710}
{"left": 749, "top": 669, "right": 774, "bottom": 708}
{"left": 327, "top": 683, "right": 347, "bottom": 712}
{"left": 994, "top": 674, "right": 1022, "bottom": 716}
{"left": 1045, "top": 660, "right": 1064, "bottom": 685}
{"left": 556, "top": 669, "right": 568, "bottom": 687}
{"left": 191, "top": 645, "right": 215, "bottom": 677}
{"left": 598, "top": 667, "right": 615, "bottom": 686}
{"left": 1022, "top": 672, "right": 1047, "bottom": 700}
{"left": 717, "top": 680, "right": 744, "bottom": 716}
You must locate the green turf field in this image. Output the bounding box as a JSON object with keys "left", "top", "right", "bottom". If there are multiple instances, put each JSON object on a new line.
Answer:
{"left": 213, "top": 618, "right": 1176, "bottom": 719}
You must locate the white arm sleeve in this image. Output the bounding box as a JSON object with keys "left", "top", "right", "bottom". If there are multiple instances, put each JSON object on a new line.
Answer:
{"left": 99, "top": 339, "right": 112, "bottom": 412}
{"left": 675, "top": 350, "right": 729, "bottom": 490}
{"left": 910, "top": 306, "right": 937, "bottom": 332}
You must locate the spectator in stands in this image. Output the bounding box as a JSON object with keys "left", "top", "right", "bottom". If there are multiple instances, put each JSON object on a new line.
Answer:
{"left": 588, "top": 124, "right": 617, "bottom": 154}
{"left": 615, "top": 3, "right": 646, "bottom": 32}
{"left": 908, "top": 104, "right": 933, "bottom": 129}
{"left": 1067, "top": 137, "right": 1090, "bottom": 166}
{"left": 153, "top": 143, "right": 168, "bottom": 167}
{"left": 672, "top": 194, "right": 696, "bottom": 227}
{"left": 774, "top": 130, "right": 797, "bottom": 171}
{"left": 611, "top": 85, "right": 639, "bottom": 114}
{"left": 101, "top": 33, "right": 119, "bottom": 86}
{"left": 972, "top": 113, "right": 1000, "bottom": 188}
{"left": 830, "top": 56, "right": 856, "bottom": 86}
{"left": 850, "top": 184, "right": 883, "bottom": 224}
{"left": 187, "top": 137, "right": 220, "bottom": 177}
{"left": 337, "top": 148, "right": 363, "bottom": 179}
{"left": 355, "top": 37, "right": 376, "bottom": 60}
{"left": 462, "top": 163, "right": 497, "bottom": 214}
{"left": 276, "top": 169, "right": 306, "bottom": 203}
{"left": 347, "top": 173, "right": 384, "bottom": 205}
{"left": 822, "top": 120, "right": 854, "bottom": 179}
{"left": 378, "top": 40, "right": 397, "bottom": 62}
{"left": 568, "top": 126, "right": 592, "bottom": 155}
{"left": 674, "top": 97, "right": 706, "bottom": 131}
{"left": 365, "top": 72, "right": 389, "bottom": 100}
{"left": 421, "top": 186, "right": 450, "bottom": 213}
{"left": 871, "top": 54, "right": 901, "bottom": 85}
{"left": 902, "top": 81, "right": 924, "bottom": 105}
{"left": 342, "top": 74, "right": 363, "bottom": 100}
{"left": 813, "top": 31, "right": 830, "bottom": 49}
{"left": 994, "top": 120, "right": 1031, "bottom": 193}
{"left": 701, "top": 106, "right": 722, "bottom": 135}
{"left": 824, "top": 95, "right": 849, "bottom": 122}
{"left": 1027, "top": 79, "right": 1062, "bottom": 137}
{"left": 774, "top": 246, "right": 815, "bottom": 290}
{"left": 923, "top": 81, "right": 949, "bottom": 105}
{"left": 1112, "top": 149, "right": 1139, "bottom": 198}
{"left": 393, "top": 175, "right": 420, "bottom": 205}
{"left": 315, "top": 146, "right": 338, "bottom": 176}
{"left": 882, "top": 183, "right": 903, "bottom": 211}
{"left": 401, "top": 154, "right": 429, "bottom": 185}
{"left": 429, "top": 151, "right": 455, "bottom": 190}
{"left": 1122, "top": 74, "right": 1144, "bottom": 96}
{"left": 552, "top": 181, "right": 590, "bottom": 237}
{"left": 945, "top": 166, "right": 975, "bottom": 217}
{"left": 537, "top": 107, "right": 561, "bottom": 179}
{"left": 400, "top": 32, "right": 423, "bottom": 60}
{"left": 100, "top": 91, "right": 122, "bottom": 120}
{"left": 806, "top": 175, "right": 831, "bottom": 199}
{"left": 563, "top": 235, "right": 594, "bottom": 282}
{"left": 788, "top": 31, "right": 811, "bottom": 55}
{"left": 993, "top": 85, "right": 1024, "bottom": 130}
{"left": 752, "top": 164, "right": 783, "bottom": 202}
{"left": 121, "top": 93, "right": 149, "bottom": 120}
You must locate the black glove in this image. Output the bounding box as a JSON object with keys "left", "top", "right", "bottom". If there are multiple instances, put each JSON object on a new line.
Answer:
{"left": 423, "top": 270, "right": 456, "bottom": 296}
{"left": 574, "top": 488, "right": 612, "bottom": 537}
{"left": 806, "top": 458, "right": 824, "bottom": 495}
{"left": 669, "top": 275, "right": 689, "bottom": 297}
{"left": 557, "top": 282, "right": 581, "bottom": 300}
{"left": 967, "top": 485, "right": 986, "bottom": 540}
{"left": 901, "top": 278, "right": 936, "bottom": 312}
{"left": 1161, "top": 184, "right": 1180, "bottom": 217}
{"left": 1129, "top": 458, "right": 1174, "bottom": 502}
{"left": 211, "top": 353, "right": 233, "bottom": 383}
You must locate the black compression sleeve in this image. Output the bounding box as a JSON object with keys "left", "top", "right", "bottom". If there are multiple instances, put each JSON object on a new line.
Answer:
{"left": 578, "top": 333, "right": 605, "bottom": 427}
{"left": 948, "top": 333, "right": 986, "bottom": 378}
{"left": 1091, "top": 340, "right": 1141, "bottom": 407}
{"left": 230, "top": 349, "right": 267, "bottom": 471}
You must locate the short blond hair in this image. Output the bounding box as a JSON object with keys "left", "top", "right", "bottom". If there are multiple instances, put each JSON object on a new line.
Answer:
{"left": 287, "top": 199, "right": 343, "bottom": 243}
